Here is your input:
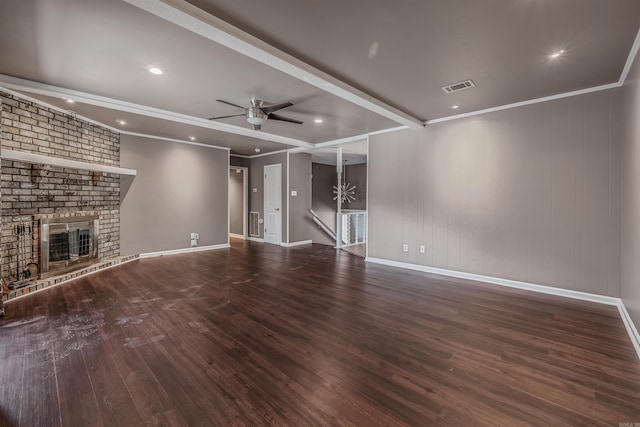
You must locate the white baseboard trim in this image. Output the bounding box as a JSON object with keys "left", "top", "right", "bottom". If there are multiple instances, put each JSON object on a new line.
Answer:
{"left": 281, "top": 240, "right": 313, "bottom": 247}
{"left": 365, "top": 257, "right": 640, "bottom": 361}
{"left": 247, "top": 237, "right": 264, "bottom": 243}
{"left": 365, "top": 257, "right": 619, "bottom": 305}
{"left": 229, "top": 233, "right": 246, "bottom": 240}
{"left": 617, "top": 301, "right": 640, "bottom": 361}
{"left": 139, "top": 243, "right": 230, "bottom": 258}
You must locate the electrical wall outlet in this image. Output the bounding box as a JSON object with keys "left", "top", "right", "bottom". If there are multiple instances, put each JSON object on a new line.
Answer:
{"left": 194, "top": 233, "right": 199, "bottom": 240}
{"left": 190, "top": 232, "right": 195, "bottom": 239}
{"left": 190, "top": 239, "right": 198, "bottom": 246}
{"left": 403, "top": 244, "right": 409, "bottom": 252}
{"left": 420, "top": 245, "right": 425, "bottom": 254}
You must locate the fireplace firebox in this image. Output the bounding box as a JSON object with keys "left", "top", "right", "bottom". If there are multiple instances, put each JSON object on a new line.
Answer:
{"left": 40, "top": 214, "right": 99, "bottom": 278}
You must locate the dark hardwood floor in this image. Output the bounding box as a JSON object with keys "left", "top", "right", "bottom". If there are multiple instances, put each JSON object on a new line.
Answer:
{"left": 1, "top": 239, "right": 639, "bottom": 426}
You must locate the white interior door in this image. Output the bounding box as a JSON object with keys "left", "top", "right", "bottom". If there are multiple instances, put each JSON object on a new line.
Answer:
{"left": 264, "top": 164, "right": 281, "bottom": 245}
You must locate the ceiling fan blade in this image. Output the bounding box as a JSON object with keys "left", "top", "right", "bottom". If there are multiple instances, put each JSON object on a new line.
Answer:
{"left": 216, "top": 99, "right": 246, "bottom": 110}
{"left": 267, "top": 113, "right": 303, "bottom": 125}
{"left": 261, "top": 101, "right": 293, "bottom": 115}
{"left": 208, "top": 114, "right": 245, "bottom": 120}
{"left": 253, "top": 124, "right": 261, "bottom": 131}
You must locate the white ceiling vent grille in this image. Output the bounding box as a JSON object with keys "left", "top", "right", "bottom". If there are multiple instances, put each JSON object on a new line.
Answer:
{"left": 441, "top": 79, "right": 475, "bottom": 94}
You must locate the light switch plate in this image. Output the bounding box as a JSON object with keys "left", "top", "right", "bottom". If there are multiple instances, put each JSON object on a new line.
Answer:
{"left": 291, "top": 190, "right": 297, "bottom": 196}
{"left": 253, "top": 188, "right": 258, "bottom": 193}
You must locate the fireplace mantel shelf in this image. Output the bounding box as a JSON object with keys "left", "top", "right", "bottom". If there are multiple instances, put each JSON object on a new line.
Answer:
{"left": 0, "top": 149, "right": 137, "bottom": 176}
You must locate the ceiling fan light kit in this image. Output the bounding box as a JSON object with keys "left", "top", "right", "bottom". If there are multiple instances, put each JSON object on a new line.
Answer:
{"left": 246, "top": 102, "right": 266, "bottom": 126}
{"left": 209, "top": 98, "right": 303, "bottom": 131}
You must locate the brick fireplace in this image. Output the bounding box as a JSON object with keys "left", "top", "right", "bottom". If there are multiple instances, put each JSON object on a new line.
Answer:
{"left": 0, "top": 91, "right": 120, "bottom": 282}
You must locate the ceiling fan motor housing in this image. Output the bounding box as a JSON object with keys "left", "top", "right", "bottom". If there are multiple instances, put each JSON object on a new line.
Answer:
{"left": 247, "top": 106, "right": 266, "bottom": 123}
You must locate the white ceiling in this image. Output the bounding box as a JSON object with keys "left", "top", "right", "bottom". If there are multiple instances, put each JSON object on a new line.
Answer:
{"left": 0, "top": 0, "right": 639, "bottom": 157}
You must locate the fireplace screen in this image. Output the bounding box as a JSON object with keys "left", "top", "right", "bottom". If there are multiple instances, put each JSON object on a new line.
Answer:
{"left": 49, "top": 228, "right": 92, "bottom": 262}
{"left": 49, "top": 233, "right": 70, "bottom": 262}
{"left": 40, "top": 214, "right": 99, "bottom": 278}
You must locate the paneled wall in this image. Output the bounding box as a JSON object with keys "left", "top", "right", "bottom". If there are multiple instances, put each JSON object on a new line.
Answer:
{"left": 369, "top": 89, "right": 622, "bottom": 296}
{"left": 622, "top": 48, "right": 640, "bottom": 327}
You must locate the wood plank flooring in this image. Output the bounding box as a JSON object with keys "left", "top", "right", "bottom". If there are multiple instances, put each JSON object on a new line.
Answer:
{"left": 1, "top": 239, "right": 639, "bottom": 426}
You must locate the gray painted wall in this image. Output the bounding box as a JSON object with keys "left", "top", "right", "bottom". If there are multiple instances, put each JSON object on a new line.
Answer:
{"left": 229, "top": 168, "right": 244, "bottom": 236}
{"left": 249, "top": 152, "right": 287, "bottom": 242}
{"left": 369, "top": 89, "right": 622, "bottom": 296}
{"left": 230, "top": 156, "right": 250, "bottom": 168}
{"left": 342, "top": 163, "right": 367, "bottom": 211}
{"left": 311, "top": 163, "right": 337, "bottom": 245}
{"left": 622, "top": 50, "right": 640, "bottom": 327}
{"left": 289, "top": 153, "right": 312, "bottom": 243}
{"left": 120, "top": 135, "right": 229, "bottom": 255}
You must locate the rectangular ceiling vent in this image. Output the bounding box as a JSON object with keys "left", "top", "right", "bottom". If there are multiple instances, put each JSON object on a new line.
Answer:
{"left": 441, "top": 79, "right": 475, "bottom": 94}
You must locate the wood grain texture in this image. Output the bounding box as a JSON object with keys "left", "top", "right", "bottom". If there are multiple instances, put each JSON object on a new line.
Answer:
{"left": 0, "top": 239, "right": 639, "bottom": 426}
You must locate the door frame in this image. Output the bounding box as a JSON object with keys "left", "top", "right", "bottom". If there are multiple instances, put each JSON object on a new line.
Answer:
{"left": 263, "top": 163, "right": 282, "bottom": 245}
{"left": 228, "top": 166, "right": 248, "bottom": 239}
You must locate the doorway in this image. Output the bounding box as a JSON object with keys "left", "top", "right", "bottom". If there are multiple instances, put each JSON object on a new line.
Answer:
{"left": 263, "top": 163, "right": 282, "bottom": 245}
{"left": 308, "top": 141, "right": 368, "bottom": 257}
{"left": 229, "top": 166, "right": 248, "bottom": 239}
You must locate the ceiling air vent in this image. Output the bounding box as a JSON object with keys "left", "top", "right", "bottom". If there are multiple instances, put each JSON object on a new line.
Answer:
{"left": 441, "top": 79, "right": 475, "bottom": 94}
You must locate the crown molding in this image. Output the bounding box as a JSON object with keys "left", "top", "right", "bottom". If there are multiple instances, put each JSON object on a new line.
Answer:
{"left": 425, "top": 82, "right": 620, "bottom": 125}
{"left": 120, "top": 132, "right": 230, "bottom": 150}
{"left": 0, "top": 86, "right": 122, "bottom": 133}
{"left": 620, "top": 26, "right": 640, "bottom": 85}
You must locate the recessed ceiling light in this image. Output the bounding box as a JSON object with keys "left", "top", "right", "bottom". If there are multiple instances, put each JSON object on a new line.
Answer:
{"left": 451, "top": 105, "right": 459, "bottom": 109}
{"left": 148, "top": 66, "right": 163, "bottom": 75}
{"left": 116, "top": 119, "right": 126, "bottom": 125}
{"left": 255, "top": 148, "right": 261, "bottom": 153}
{"left": 189, "top": 136, "right": 196, "bottom": 141}
{"left": 314, "top": 118, "right": 323, "bottom": 123}
{"left": 65, "top": 98, "right": 75, "bottom": 104}
{"left": 549, "top": 49, "right": 565, "bottom": 59}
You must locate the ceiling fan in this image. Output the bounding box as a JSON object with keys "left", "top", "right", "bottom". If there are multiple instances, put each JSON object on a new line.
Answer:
{"left": 208, "top": 99, "right": 303, "bottom": 130}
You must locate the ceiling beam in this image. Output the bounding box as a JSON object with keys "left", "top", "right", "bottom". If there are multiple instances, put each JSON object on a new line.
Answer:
{"left": 0, "top": 74, "right": 313, "bottom": 148}
{"left": 123, "top": 0, "right": 423, "bottom": 129}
